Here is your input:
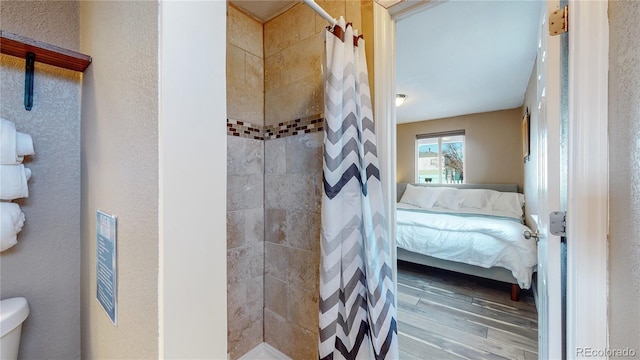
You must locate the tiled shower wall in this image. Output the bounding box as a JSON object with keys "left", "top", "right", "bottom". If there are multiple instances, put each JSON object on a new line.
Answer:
{"left": 226, "top": 5, "right": 264, "bottom": 360}
{"left": 227, "top": 2, "right": 365, "bottom": 359}
{"left": 263, "top": 133, "right": 323, "bottom": 358}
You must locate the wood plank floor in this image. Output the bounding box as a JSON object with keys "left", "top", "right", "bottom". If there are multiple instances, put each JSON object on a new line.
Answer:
{"left": 397, "top": 261, "right": 538, "bottom": 360}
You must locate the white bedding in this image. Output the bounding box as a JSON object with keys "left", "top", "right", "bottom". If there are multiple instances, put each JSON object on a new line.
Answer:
{"left": 396, "top": 203, "right": 537, "bottom": 289}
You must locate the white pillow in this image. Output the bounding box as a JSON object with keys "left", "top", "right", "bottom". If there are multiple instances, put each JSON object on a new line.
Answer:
{"left": 433, "top": 187, "right": 460, "bottom": 210}
{"left": 492, "top": 192, "right": 525, "bottom": 217}
{"left": 458, "top": 189, "right": 500, "bottom": 209}
{"left": 418, "top": 187, "right": 443, "bottom": 209}
{"left": 399, "top": 184, "right": 439, "bottom": 209}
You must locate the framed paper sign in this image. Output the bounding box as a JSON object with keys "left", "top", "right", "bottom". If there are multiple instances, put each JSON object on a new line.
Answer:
{"left": 96, "top": 210, "right": 117, "bottom": 325}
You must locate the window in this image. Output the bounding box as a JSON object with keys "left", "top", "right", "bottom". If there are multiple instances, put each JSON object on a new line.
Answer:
{"left": 416, "top": 131, "right": 465, "bottom": 184}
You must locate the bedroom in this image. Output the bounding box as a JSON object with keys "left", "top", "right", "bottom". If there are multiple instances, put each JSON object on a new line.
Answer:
{"left": 392, "top": 1, "right": 542, "bottom": 358}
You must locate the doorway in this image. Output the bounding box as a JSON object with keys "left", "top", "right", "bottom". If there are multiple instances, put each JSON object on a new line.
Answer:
{"left": 372, "top": 1, "right": 609, "bottom": 358}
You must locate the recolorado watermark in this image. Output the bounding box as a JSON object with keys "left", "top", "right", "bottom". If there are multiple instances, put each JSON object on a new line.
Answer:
{"left": 576, "top": 347, "right": 636, "bottom": 358}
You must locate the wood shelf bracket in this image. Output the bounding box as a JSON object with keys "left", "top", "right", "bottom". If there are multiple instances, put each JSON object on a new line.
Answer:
{"left": 0, "top": 30, "right": 92, "bottom": 111}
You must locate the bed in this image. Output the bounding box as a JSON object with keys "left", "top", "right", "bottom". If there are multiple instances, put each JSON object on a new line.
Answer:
{"left": 396, "top": 183, "right": 537, "bottom": 301}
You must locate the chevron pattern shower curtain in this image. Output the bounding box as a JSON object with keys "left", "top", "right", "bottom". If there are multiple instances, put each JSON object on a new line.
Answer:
{"left": 318, "top": 18, "right": 398, "bottom": 360}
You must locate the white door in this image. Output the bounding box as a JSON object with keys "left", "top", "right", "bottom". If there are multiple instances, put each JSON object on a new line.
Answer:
{"left": 535, "top": 1, "right": 563, "bottom": 359}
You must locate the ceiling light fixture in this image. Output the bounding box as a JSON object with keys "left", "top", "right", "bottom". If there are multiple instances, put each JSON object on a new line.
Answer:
{"left": 395, "top": 94, "right": 407, "bottom": 107}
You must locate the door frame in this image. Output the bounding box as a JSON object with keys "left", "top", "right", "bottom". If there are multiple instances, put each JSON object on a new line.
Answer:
{"left": 372, "top": 0, "right": 609, "bottom": 354}
{"left": 566, "top": 0, "right": 609, "bottom": 355}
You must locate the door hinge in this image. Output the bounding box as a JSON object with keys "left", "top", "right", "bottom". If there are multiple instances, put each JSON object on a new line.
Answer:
{"left": 549, "top": 5, "right": 568, "bottom": 36}
{"left": 550, "top": 211, "right": 566, "bottom": 236}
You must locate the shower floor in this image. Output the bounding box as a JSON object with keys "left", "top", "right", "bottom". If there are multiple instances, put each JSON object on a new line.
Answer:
{"left": 237, "top": 343, "right": 292, "bottom": 360}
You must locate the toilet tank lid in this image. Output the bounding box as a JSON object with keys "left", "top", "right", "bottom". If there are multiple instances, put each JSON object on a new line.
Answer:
{"left": 0, "top": 297, "right": 29, "bottom": 337}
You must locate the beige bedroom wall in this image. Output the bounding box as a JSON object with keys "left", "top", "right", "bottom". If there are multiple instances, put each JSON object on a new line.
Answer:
{"left": 397, "top": 108, "right": 524, "bottom": 190}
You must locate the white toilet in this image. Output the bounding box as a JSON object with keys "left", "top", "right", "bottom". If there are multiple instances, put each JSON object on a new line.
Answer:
{"left": 0, "top": 297, "right": 30, "bottom": 360}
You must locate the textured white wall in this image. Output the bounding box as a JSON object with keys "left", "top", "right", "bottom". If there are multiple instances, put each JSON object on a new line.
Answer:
{"left": 608, "top": 1, "right": 640, "bottom": 356}
{"left": 0, "top": 2, "right": 81, "bottom": 359}
{"left": 80, "top": 1, "right": 159, "bottom": 358}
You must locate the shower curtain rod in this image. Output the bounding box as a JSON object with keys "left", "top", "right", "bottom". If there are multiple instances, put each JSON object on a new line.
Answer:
{"left": 302, "top": 0, "right": 337, "bottom": 27}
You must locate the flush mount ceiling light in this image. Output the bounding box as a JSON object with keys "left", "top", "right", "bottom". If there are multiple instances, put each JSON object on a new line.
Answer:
{"left": 395, "top": 94, "right": 407, "bottom": 107}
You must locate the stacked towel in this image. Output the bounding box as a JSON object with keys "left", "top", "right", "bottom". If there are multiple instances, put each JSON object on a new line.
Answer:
{"left": 1, "top": 165, "right": 31, "bottom": 200}
{"left": 0, "top": 118, "right": 33, "bottom": 252}
{"left": 1, "top": 118, "right": 35, "bottom": 165}
{"left": 1, "top": 202, "right": 25, "bottom": 251}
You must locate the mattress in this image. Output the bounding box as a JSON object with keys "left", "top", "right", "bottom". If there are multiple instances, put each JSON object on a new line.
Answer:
{"left": 396, "top": 203, "right": 537, "bottom": 289}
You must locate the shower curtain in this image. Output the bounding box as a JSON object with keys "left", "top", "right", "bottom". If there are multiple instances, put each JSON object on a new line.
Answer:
{"left": 319, "top": 18, "right": 398, "bottom": 360}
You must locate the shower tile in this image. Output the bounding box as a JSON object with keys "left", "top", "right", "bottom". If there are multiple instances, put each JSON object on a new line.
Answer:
{"left": 227, "top": 282, "right": 246, "bottom": 320}
{"left": 227, "top": 246, "right": 252, "bottom": 287}
{"left": 238, "top": 95, "right": 263, "bottom": 126}
{"left": 264, "top": 115, "right": 324, "bottom": 140}
{"left": 287, "top": 286, "right": 319, "bottom": 332}
{"left": 249, "top": 242, "right": 265, "bottom": 279}
{"left": 228, "top": 310, "right": 263, "bottom": 360}
{"left": 244, "top": 53, "right": 265, "bottom": 125}
{"left": 265, "top": 209, "right": 286, "bottom": 244}
{"left": 243, "top": 138, "right": 264, "bottom": 175}
{"left": 264, "top": 3, "right": 316, "bottom": 58}
{"left": 265, "top": 243, "right": 289, "bottom": 282}
{"left": 281, "top": 32, "right": 323, "bottom": 87}
{"left": 244, "top": 208, "right": 264, "bottom": 244}
{"left": 246, "top": 52, "right": 264, "bottom": 92}
{"left": 346, "top": 0, "right": 363, "bottom": 34}
{"left": 227, "top": 210, "right": 245, "bottom": 249}
{"left": 287, "top": 248, "right": 319, "bottom": 293}
{"left": 227, "top": 45, "right": 246, "bottom": 121}
{"left": 265, "top": 308, "right": 317, "bottom": 360}
{"left": 265, "top": 275, "right": 288, "bottom": 318}
{"left": 227, "top": 44, "right": 246, "bottom": 89}
{"left": 290, "top": 326, "right": 317, "bottom": 360}
{"left": 264, "top": 51, "right": 285, "bottom": 93}
{"left": 264, "top": 174, "right": 287, "bottom": 209}
{"left": 285, "top": 132, "right": 323, "bottom": 174}
{"left": 264, "top": 138, "right": 285, "bottom": 174}
{"left": 227, "top": 174, "right": 263, "bottom": 211}
{"left": 286, "top": 210, "right": 321, "bottom": 252}
{"left": 314, "top": 0, "right": 346, "bottom": 33}
{"left": 227, "top": 4, "right": 263, "bottom": 59}
{"left": 264, "top": 309, "right": 293, "bottom": 357}
{"left": 265, "top": 75, "right": 323, "bottom": 126}
{"left": 245, "top": 275, "right": 264, "bottom": 320}
{"left": 226, "top": 174, "right": 244, "bottom": 211}
{"left": 265, "top": 173, "right": 321, "bottom": 212}
{"left": 227, "top": 135, "right": 247, "bottom": 175}
{"left": 227, "top": 119, "right": 264, "bottom": 140}
{"left": 227, "top": 51, "right": 263, "bottom": 124}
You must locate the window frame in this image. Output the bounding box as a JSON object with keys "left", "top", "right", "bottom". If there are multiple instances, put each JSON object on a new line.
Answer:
{"left": 414, "top": 130, "right": 466, "bottom": 184}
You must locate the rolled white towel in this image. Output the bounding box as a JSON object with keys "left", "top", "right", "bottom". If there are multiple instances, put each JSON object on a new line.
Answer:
{"left": 16, "top": 131, "right": 35, "bottom": 158}
{"left": 0, "top": 202, "right": 25, "bottom": 252}
{"left": 0, "top": 164, "right": 30, "bottom": 200}
{"left": 0, "top": 118, "right": 35, "bottom": 165}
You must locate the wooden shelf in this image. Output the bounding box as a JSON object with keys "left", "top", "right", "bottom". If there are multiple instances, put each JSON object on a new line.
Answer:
{"left": 0, "top": 30, "right": 92, "bottom": 72}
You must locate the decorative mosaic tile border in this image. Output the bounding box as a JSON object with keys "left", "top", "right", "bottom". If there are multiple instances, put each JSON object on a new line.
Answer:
{"left": 264, "top": 115, "right": 324, "bottom": 140}
{"left": 227, "top": 115, "right": 324, "bottom": 141}
{"left": 227, "top": 119, "right": 264, "bottom": 140}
